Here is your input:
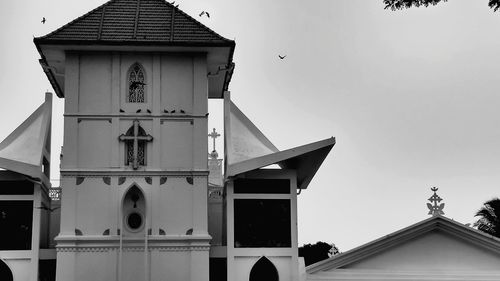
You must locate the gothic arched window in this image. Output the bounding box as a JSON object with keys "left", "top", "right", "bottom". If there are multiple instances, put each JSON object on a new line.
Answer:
{"left": 119, "top": 120, "right": 153, "bottom": 169}
{"left": 127, "top": 63, "right": 146, "bottom": 103}
{"left": 249, "top": 257, "right": 278, "bottom": 281}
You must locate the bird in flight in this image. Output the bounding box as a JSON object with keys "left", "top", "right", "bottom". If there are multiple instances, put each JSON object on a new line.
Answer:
{"left": 278, "top": 55, "right": 286, "bottom": 60}
{"left": 41, "top": 17, "right": 46, "bottom": 24}
{"left": 199, "top": 11, "right": 210, "bottom": 18}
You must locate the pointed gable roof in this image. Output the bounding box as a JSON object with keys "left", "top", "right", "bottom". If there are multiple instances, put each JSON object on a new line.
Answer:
{"left": 224, "top": 93, "right": 335, "bottom": 190}
{"left": 0, "top": 93, "right": 52, "bottom": 181}
{"left": 34, "top": 0, "right": 233, "bottom": 45}
{"left": 306, "top": 215, "right": 500, "bottom": 276}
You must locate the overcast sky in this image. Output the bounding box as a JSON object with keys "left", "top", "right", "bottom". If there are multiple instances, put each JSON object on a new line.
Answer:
{"left": 1, "top": 0, "right": 500, "bottom": 251}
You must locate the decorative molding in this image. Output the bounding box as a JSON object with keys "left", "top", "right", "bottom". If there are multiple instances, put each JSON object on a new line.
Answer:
{"left": 117, "top": 228, "right": 120, "bottom": 235}
{"left": 77, "top": 117, "right": 112, "bottom": 123}
{"left": 65, "top": 113, "right": 209, "bottom": 119}
{"left": 160, "top": 177, "right": 168, "bottom": 185}
{"left": 186, "top": 177, "right": 193, "bottom": 185}
{"left": 145, "top": 177, "right": 152, "bottom": 185}
{"left": 159, "top": 229, "right": 166, "bottom": 235}
{"left": 103, "top": 177, "right": 111, "bottom": 185}
{"left": 75, "top": 229, "right": 83, "bottom": 236}
{"left": 76, "top": 177, "right": 85, "bottom": 185}
{"left": 148, "top": 228, "right": 152, "bottom": 235}
{"left": 209, "top": 189, "right": 223, "bottom": 199}
{"left": 61, "top": 170, "right": 209, "bottom": 177}
{"left": 102, "top": 229, "right": 110, "bottom": 236}
{"left": 56, "top": 245, "right": 210, "bottom": 252}
{"left": 186, "top": 228, "right": 193, "bottom": 235}
{"left": 160, "top": 118, "right": 194, "bottom": 125}
{"left": 57, "top": 247, "right": 116, "bottom": 253}
{"left": 118, "top": 177, "right": 126, "bottom": 185}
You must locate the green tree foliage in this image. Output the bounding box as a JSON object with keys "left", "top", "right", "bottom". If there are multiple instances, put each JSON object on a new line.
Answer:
{"left": 383, "top": 0, "right": 500, "bottom": 11}
{"left": 473, "top": 198, "right": 500, "bottom": 238}
{"left": 298, "top": 242, "right": 340, "bottom": 266}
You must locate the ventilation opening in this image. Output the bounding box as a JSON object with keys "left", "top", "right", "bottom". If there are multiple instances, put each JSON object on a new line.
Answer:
{"left": 123, "top": 186, "right": 146, "bottom": 234}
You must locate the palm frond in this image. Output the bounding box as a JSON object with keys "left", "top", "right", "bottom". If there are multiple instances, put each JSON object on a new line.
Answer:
{"left": 474, "top": 198, "right": 500, "bottom": 237}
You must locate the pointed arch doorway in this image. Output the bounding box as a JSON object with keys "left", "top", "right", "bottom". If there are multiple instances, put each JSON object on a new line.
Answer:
{"left": 0, "top": 259, "right": 13, "bottom": 281}
{"left": 249, "top": 257, "right": 278, "bottom": 281}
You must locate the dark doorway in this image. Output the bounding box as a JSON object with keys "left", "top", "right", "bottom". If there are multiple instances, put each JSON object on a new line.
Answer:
{"left": 0, "top": 259, "right": 13, "bottom": 281}
{"left": 249, "top": 257, "right": 278, "bottom": 281}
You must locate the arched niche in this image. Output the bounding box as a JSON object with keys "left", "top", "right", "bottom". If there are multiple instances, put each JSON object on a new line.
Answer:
{"left": 0, "top": 259, "right": 13, "bottom": 281}
{"left": 249, "top": 256, "right": 278, "bottom": 281}
{"left": 122, "top": 185, "right": 146, "bottom": 235}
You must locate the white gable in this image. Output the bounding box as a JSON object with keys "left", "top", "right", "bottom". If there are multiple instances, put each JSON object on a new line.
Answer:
{"left": 306, "top": 216, "right": 500, "bottom": 281}
{"left": 342, "top": 230, "right": 500, "bottom": 271}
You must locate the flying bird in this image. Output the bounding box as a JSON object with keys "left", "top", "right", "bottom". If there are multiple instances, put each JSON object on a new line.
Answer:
{"left": 199, "top": 11, "right": 210, "bottom": 18}
{"left": 41, "top": 17, "right": 46, "bottom": 24}
{"left": 278, "top": 55, "right": 286, "bottom": 60}
{"left": 129, "top": 81, "right": 146, "bottom": 91}
{"left": 136, "top": 109, "right": 142, "bottom": 113}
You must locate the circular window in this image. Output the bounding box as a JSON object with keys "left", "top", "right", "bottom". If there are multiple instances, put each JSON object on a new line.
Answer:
{"left": 127, "top": 212, "right": 143, "bottom": 230}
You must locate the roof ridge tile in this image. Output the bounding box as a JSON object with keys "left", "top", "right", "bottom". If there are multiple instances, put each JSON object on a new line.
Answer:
{"left": 35, "top": 0, "right": 234, "bottom": 45}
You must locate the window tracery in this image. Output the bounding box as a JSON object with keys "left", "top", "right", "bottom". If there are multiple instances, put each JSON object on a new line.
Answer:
{"left": 128, "top": 63, "right": 146, "bottom": 103}
{"left": 124, "top": 125, "right": 147, "bottom": 166}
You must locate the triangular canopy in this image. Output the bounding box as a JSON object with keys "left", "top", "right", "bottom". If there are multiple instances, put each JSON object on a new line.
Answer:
{"left": 0, "top": 93, "right": 52, "bottom": 180}
{"left": 224, "top": 93, "right": 335, "bottom": 190}
{"left": 226, "top": 138, "right": 335, "bottom": 190}
{"left": 306, "top": 215, "right": 500, "bottom": 280}
{"left": 224, "top": 98, "right": 279, "bottom": 165}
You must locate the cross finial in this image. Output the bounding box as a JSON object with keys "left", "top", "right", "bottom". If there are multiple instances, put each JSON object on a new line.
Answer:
{"left": 208, "top": 128, "right": 220, "bottom": 157}
{"left": 427, "top": 187, "right": 445, "bottom": 216}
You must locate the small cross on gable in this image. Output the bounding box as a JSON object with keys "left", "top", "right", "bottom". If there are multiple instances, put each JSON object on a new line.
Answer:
{"left": 119, "top": 119, "right": 153, "bottom": 169}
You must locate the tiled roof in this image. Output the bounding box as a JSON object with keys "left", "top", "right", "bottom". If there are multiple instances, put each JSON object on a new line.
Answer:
{"left": 35, "top": 0, "right": 233, "bottom": 45}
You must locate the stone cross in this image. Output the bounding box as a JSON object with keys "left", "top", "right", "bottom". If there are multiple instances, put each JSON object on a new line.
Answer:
{"left": 208, "top": 128, "right": 220, "bottom": 152}
{"left": 119, "top": 119, "right": 153, "bottom": 169}
{"left": 427, "top": 187, "right": 445, "bottom": 216}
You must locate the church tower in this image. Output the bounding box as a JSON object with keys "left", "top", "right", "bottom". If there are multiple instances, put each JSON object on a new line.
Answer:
{"left": 34, "top": 1, "right": 234, "bottom": 280}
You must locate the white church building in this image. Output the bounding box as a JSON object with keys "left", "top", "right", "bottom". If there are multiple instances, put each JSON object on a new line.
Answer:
{"left": 0, "top": 0, "right": 499, "bottom": 281}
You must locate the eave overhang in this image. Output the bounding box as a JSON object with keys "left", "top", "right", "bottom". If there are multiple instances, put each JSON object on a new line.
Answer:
{"left": 226, "top": 137, "right": 335, "bottom": 190}
{"left": 34, "top": 38, "right": 235, "bottom": 99}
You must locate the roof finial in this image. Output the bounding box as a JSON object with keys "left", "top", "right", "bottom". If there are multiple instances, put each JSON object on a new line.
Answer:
{"left": 427, "top": 187, "right": 445, "bottom": 216}
{"left": 208, "top": 128, "right": 220, "bottom": 159}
